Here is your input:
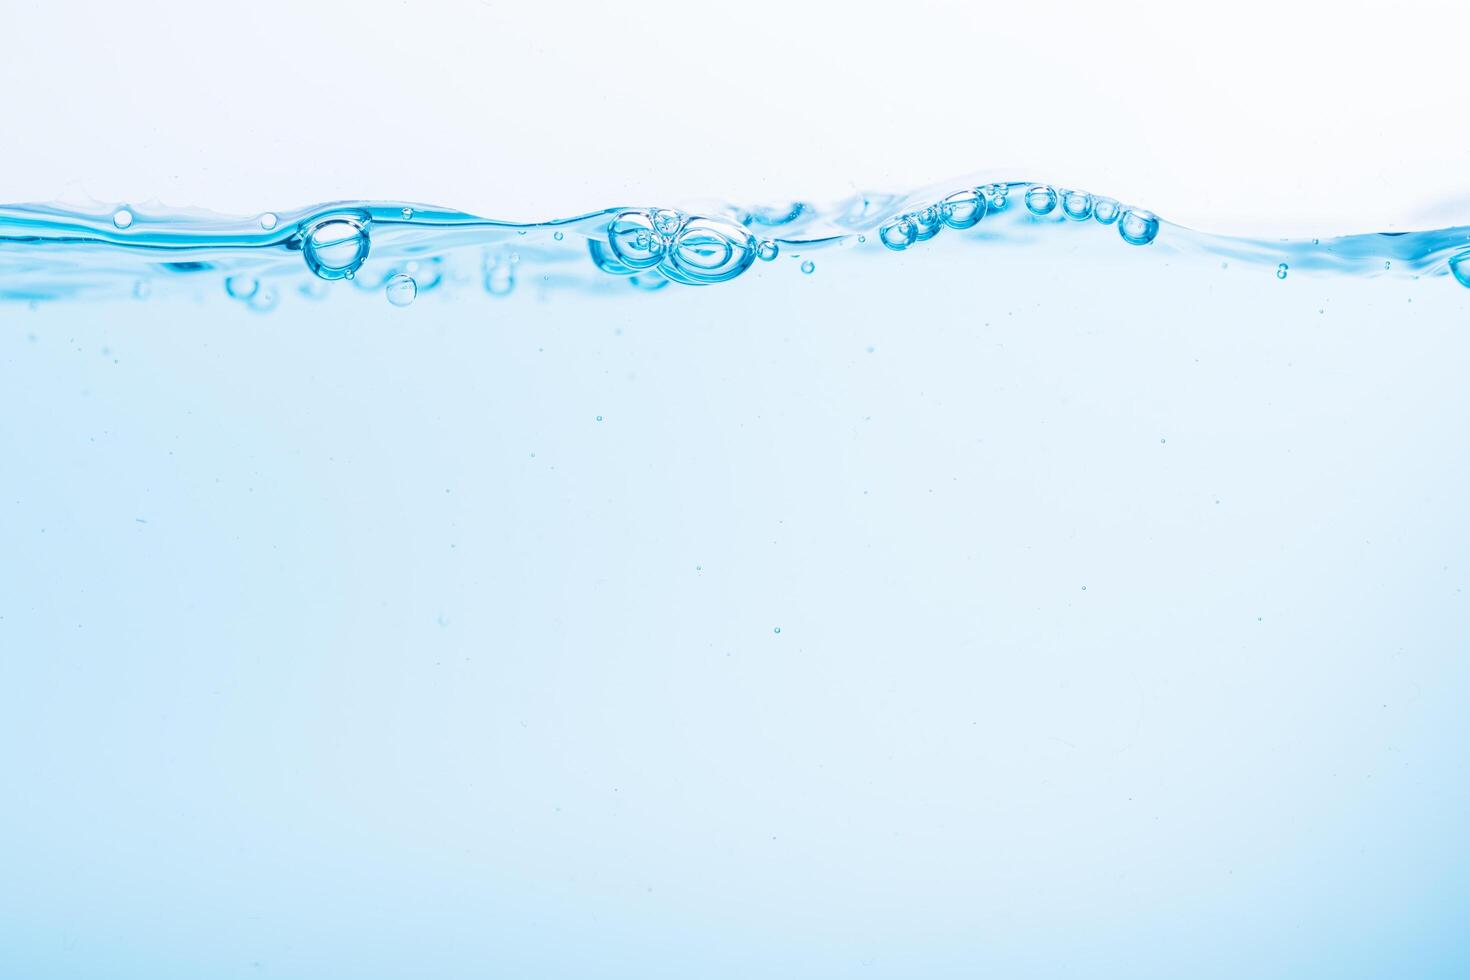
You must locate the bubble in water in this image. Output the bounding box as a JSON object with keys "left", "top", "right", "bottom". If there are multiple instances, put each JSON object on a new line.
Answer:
{"left": 984, "top": 184, "right": 1010, "bottom": 211}
{"left": 910, "top": 206, "right": 943, "bottom": 242}
{"left": 386, "top": 273, "right": 417, "bottom": 306}
{"left": 662, "top": 216, "right": 757, "bottom": 285}
{"left": 1117, "top": 208, "right": 1160, "bottom": 246}
{"left": 800, "top": 260, "right": 815, "bottom": 274}
{"left": 247, "top": 286, "right": 280, "bottom": 313}
{"left": 259, "top": 212, "right": 278, "bottom": 231}
{"left": 1024, "top": 185, "right": 1058, "bottom": 216}
{"left": 224, "top": 275, "right": 259, "bottom": 300}
{"left": 1276, "top": 263, "right": 1289, "bottom": 279}
{"left": 112, "top": 209, "right": 133, "bottom": 229}
{"left": 402, "top": 257, "right": 443, "bottom": 293}
{"left": 879, "top": 216, "right": 918, "bottom": 251}
{"left": 757, "top": 239, "right": 779, "bottom": 261}
{"left": 939, "top": 189, "right": 987, "bottom": 230}
{"left": 553, "top": 230, "right": 565, "bottom": 241}
{"left": 483, "top": 252, "right": 517, "bottom": 296}
{"left": 301, "top": 215, "right": 370, "bottom": 281}
{"left": 132, "top": 280, "right": 150, "bottom": 300}
{"left": 652, "top": 209, "right": 684, "bottom": 237}
{"left": 1092, "top": 197, "right": 1120, "bottom": 225}
{"left": 607, "top": 210, "right": 667, "bottom": 270}
{"left": 1449, "top": 251, "right": 1470, "bottom": 287}
{"left": 1060, "top": 189, "right": 1093, "bottom": 221}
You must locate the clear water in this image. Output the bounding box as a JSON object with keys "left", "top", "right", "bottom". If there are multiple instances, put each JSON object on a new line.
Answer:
{"left": 2, "top": 177, "right": 1468, "bottom": 978}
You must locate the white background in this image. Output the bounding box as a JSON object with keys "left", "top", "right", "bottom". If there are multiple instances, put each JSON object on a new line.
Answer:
{"left": 5, "top": 0, "right": 1467, "bottom": 236}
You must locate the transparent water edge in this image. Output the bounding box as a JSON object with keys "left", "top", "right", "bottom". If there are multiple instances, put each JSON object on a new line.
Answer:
{"left": 3, "top": 176, "right": 1469, "bottom": 305}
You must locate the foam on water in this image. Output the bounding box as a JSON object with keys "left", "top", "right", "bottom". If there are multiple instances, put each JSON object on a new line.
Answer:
{"left": 3, "top": 175, "right": 1469, "bottom": 305}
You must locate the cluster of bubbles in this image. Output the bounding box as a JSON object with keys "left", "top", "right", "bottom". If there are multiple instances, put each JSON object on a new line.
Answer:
{"left": 877, "top": 185, "right": 1006, "bottom": 251}
{"left": 1021, "top": 184, "right": 1159, "bottom": 246}
{"left": 590, "top": 208, "right": 773, "bottom": 287}
{"left": 875, "top": 182, "right": 1158, "bottom": 251}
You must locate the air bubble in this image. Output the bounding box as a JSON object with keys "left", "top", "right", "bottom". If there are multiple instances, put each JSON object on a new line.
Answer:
{"left": 1092, "top": 197, "right": 1120, "bottom": 225}
{"left": 386, "top": 273, "right": 417, "bottom": 306}
{"left": 1024, "top": 185, "right": 1057, "bottom": 216}
{"left": 259, "top": 213, "right": 278, "bottom": 231}
{"left": 607, "top": 210, "right": 667, "bottom": 270}
{"left": 224, "top": 275, "right": 259, "bottom": 300}
{"left": 112, "top": 209, "right": 133, "bottom": 229}
{"left": 1449, "top": 251, "right": 1470, "bottom": 287}
{"left": 301, "top": 215, "right": 371, "bottom": 281}
{"left": 662, "top": 216, "right": 757, "bottom": 285}
{"left": 1117, "top": 209, "right": 1159, "bottom": 246}
{"left": 757, "top": 240, "right": 779, "bottom": 261}
{"left": 1060, "top": 189, "right": 1093, "bottom": 221}
{"left": 553, "top": 231, "right": 564, "bottom": 241}
{"left": 879, "top": 217, "right": 918, "bottom": 251}
{"left": 1276, "top": 263, "right": 1289, "bottom": 279}
{"left": 132, "top": 280, "right": 150, "bottom": 300}
{"left": 939, "top": 189, "right": 987, "bottom": 230}
{"left": 984, "top": 184, "right": 1010, "bottom": 211}
{"left": 247, "top": 286, "right": 280, "bottom": 313}
{"left": 910, "top": 206, "right": 943, "bottom": 242}
{"left": 800, "top": 260, "right": 815, "bottom": 274}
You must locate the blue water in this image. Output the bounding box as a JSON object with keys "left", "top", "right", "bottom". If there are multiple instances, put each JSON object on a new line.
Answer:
{"left": 2, "top": 176, "right": 1469, "bottom": 979}
{"left": 3, "top": 178, "right": 1469, "bottom": 304}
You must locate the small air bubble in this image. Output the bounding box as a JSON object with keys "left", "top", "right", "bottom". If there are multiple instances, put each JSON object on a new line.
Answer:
{"left": 800, "top": 260, "right": 815, "bottom": 274}
{"left": 259, "top": 213, "right": 278, "bottom": 231}
{"left": 1276, "top": 263, "right": 1289, "bottom": 280}
{"left": 1024, "top": 185, "right": 1057, "bottom": 216}
{"left": 386, "top": 273, "right": 417, "bottom": 307}
{"left": 402, "top": 207, "right": 414, "bottom": 220}
{"left": 757, "top": 240, "right": 779, "bottom": 261}
{"left": 112, "top": 209, "right": 133, "bottom": 229}
{"left": 1117, "top": 209, "right": 1159, "bottom": 246}
{"left": 773, "top": 626, "right": 781, "bottom": 634}
{"left": 553, "top": 231, "right": 565, "bottom": 241}
{"left": 224, "top": 275, "right": 259, "bottom": 300}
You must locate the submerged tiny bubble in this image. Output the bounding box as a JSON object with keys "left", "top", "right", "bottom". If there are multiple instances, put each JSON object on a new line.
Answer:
{"left": 132, "top": 280, "right": 150, "bottom": 300}
{"left": 401, "top": 207, "right": 414, "bottom": 220}
{"left": 1117, "top": 208, "right": 1159, "bottom": 246}
{"left": 112, "top": 209, "right": 133, "bottom": 229}
{"left": 259, "top": 212, "right": 278, "bottom": 231}
{"left": 553, "top": 231, "right": 564, "bottom": 241}
{"left": 1024, "top": 185, "right": 1057, "bottom": 216}
{"left": 1276, "top": 263, "right": 1289, "bottom": 279}
{"left": 247, "top": 285, "right": 279, "bottom": 313}
{"left": 800, "top": 260, "right": 815, "bottom": 274}
{"left": 757, "top": 240, "right": 779, "bottom": 261}
{"left": 386, "top": 273, "right": 417, "bottom": 306}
